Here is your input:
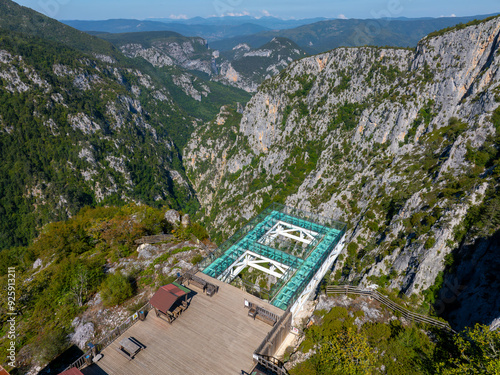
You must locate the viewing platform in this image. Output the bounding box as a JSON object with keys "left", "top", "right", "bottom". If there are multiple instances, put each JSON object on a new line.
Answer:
{"left": 82, "top": 273, "right": 283, "bottom": 375}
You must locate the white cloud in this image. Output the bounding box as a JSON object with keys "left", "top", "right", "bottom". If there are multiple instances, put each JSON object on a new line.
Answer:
{"left": 450, "top": 13, "right": 456, "bottom": 17}
{"left": 262, "top": 10, "right": 272, "bottom": 17}
{"left": 168, "top": 14, "right": 188, "bottom": 19}
{"left": 338, "top": 14, "right": 348, "bottom": 20}
{"left": 223, "top": 11, "right": 250, "bottom": 17}
{"left": 439, "top": 13, "right": 457, "bottom": 18}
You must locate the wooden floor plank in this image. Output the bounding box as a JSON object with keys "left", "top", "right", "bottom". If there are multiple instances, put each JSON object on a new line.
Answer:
{"left": 82, "top": 273, "right": 283, "bottom": 375}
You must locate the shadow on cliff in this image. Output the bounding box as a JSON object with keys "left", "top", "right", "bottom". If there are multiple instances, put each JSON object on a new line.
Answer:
{"left": 435, "top": 229, "right": 500, "bottom": 331}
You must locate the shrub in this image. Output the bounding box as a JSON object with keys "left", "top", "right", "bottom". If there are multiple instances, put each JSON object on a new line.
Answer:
{"left": 424, "top": 236, "right": 436, "bottom": 249}
{"left": 101, "top": 272, "right": 133, "bottom": 307}
{"left": 190, "top": 254, "right": 203, "bottom": 265}
{"left": 347, "top": 242, "right": 358, "bottom": 254}
{"left": 36, "top": 326, "right": 68, "bottom": 363}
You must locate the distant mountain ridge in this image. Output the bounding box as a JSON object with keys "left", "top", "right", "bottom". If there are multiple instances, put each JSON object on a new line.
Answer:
{"left": 61, "top": 19, "right": 270, "bottom": 42}
{"left": 210, "top": 14, "right": 500, "bottom": 53}
{"left": 95, "top": 30, "right": 308, "bottom": 92}
{"left": 146, "top": 15, "right": 329, "bottom": 29}
{"left": 214, "top": 37, "right": 308, "bottom": 91}
{"left": 62, "top": 13, "right": 499, "bottom": 54}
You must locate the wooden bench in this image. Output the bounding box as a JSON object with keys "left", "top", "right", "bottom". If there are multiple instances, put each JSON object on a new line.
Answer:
{"left": 256, "top": 313, "right": 277, "bottom": 326}
{"left": 116, "top": 347, "right": 133, "bottom": 360}
{"left": 206, "top": 283, "right": 218, "bottom": 297}
{"left": 248, "top": 307, "right": 257, "bottom": 319}
{"left": 188, "top": 277, "right": 207, "bottom": 292}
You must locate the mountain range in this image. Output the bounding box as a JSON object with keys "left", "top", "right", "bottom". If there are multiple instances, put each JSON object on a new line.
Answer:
{"left": 62, "top": 14, "right": 499, "bottom": 54}
{"left": 0, "top": 0, "right": 249, "bottom": 249}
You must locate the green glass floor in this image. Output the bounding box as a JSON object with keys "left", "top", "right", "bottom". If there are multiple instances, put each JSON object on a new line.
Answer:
{"left": 270, "top": 227, "right": 341, "bottom": 310}
{"left": 202, "top": 209, "right": 344, "bottom": 310}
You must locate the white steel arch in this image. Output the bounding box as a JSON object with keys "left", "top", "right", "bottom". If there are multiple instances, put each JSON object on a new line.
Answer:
{"left": 259, "top": 220, "right": 320, "bottom": 246}
{"left": 219, "top": 250, "right": 291, "bottom": 284}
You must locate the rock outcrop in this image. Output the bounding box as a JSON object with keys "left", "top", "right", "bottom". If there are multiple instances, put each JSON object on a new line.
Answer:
{"left": 215, "top": 37, "right": 308, "bottom": 92}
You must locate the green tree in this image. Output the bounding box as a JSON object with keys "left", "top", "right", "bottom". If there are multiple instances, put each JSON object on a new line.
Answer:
{"left": 438, "top": 324, "right": 500, "bottom": 374}
{"left": 315, "top": 327, "right": 376, "bottom": 374}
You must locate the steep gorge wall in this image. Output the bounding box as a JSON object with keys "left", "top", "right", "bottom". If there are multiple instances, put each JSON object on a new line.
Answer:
{"left": 185, "top": 17, "right": 500, "bottom": 328}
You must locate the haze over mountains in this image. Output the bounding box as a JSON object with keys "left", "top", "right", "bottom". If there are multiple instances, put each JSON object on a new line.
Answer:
{"left": 63, "top": 13, "right": 499, "bottom": 52}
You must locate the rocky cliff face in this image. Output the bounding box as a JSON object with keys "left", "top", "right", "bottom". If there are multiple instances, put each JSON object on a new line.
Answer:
{"left": 120, "top": 37, "right": 213, "bottom": 74}
{"left": 185, "top": 17, "right": 500, "bottom": 328}
{"left": 108, "top": 33, "right": 307, "bottom": 93}
{"left": 215, "top": 38, "right": 308, "bottom": 92}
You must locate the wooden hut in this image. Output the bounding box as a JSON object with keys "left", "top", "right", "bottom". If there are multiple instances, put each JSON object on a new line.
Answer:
{"left": 149, "top": 282, "right": 190, "bottom": 323}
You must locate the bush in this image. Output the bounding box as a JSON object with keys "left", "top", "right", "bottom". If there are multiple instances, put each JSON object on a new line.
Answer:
{"left": 347, "top": 242, "right": 358, "bottom": 254}
{"left": 424, "top": 236, "right": 436, "bottom": 249}
{"left": 101, "top": 272, "right": 133, "bottom": 307}
{"left": 190, "top": 254, "right": 203, "bottom": 265}
{"left": 36, "top": 326, "right": 68, "bottom": 363}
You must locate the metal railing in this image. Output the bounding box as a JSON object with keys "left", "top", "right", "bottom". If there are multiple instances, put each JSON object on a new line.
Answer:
{"left": 244, "top": 300, "right": 280, "bottom": 324}
{"left": 253, "top": 306, "right": 292, "bottom": 375}
{"left": 64, "top": 302, "right": 153, "bottom": 371}
{"left": 326, "top": 285, "right": 456, "bottom": 333}
{"left": 254, "top": 307, "right": 292, "bottom": 357}
{"left": 255, "top": 354, "right": 289, "bottom": 375}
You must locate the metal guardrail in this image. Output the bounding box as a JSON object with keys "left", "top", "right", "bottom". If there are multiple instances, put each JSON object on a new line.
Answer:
{"left": 326, "top": 285, "right": 456, "bottom": 333}
{"left": 253, "top": 306, "right": 292, "bottom": 375}
{"left": 255, "top": 354, "right": 289, "bottom": 375}
{"left": 64, "top": 302, "right": 153, "bottom": 371}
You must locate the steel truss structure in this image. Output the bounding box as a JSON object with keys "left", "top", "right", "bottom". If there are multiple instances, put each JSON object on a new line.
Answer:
{"left": 199, "top": 203, "right": 347, "bottom": 315}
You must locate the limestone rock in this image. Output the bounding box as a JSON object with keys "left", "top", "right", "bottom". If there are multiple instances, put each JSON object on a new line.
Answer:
{"left": 69, "top": 320, "right": 95, "bottom": 349}
{"left": 164, "top": 209, "right": 181, "bottom": 225}
{"left": 181, "top": 214, "right": 191, "bottom": 227}
{"left": 33, "top": 258, "right": 42, "bottom": 269}
{"left": 137, "top": 243, "right": 157, "bottom": 259}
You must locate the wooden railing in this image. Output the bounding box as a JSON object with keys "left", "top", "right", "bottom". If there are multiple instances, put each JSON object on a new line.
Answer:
{"left": 64, "top": 303, "right": 153, "bottom": 371}
{"left": 326, "top": 285, "right": 456, "bottom": 333}
{"left": 245, "top": 300, "right": 280, "bottom": 325}
{"left": 253, "top": 307, "right": 292, "bottom": 375}
{"left": 254, "top": 354, "right": 289, "bottom": 375}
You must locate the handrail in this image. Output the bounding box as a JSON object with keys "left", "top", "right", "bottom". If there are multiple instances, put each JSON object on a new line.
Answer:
{"left": 326, "top": 285, "right": 456, "bottom": 333}
{"left": 245, "top": 301, "right": 280, "bottom": 323}
{"left": 64, "top": 302, "right": 153, "bottom": 371}
{"left": 254, "top": 307, "right": 292, "bottom": 356}
{"left": 254, "top": 354, "right": 289, "bottom": 375}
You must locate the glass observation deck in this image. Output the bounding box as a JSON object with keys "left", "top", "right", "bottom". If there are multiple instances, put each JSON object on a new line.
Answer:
{"left": 198, "top": 203, "right": 346, "bottom": 310}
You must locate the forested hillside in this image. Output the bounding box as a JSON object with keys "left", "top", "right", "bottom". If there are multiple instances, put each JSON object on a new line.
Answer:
{"left": 0, "top": 0, "right": 249, "bottom": 250}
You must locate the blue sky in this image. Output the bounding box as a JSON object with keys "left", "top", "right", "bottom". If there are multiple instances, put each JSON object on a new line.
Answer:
{"left": 12, "top": 0, "right": 499, "bottom": 21}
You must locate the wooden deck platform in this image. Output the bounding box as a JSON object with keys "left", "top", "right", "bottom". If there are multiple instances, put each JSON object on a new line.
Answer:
{"left": 83, "top": 272, "right": 283, "bottom": 375}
